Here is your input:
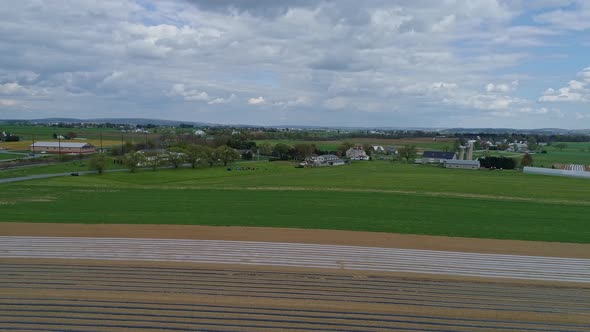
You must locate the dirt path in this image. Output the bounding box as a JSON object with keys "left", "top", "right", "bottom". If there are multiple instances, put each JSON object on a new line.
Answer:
{"left": 2, "top": 222, "right": 589, "bottom": 258}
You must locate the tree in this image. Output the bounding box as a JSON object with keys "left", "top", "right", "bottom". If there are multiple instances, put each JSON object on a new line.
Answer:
{"left": 337, "top": 142, "right": 355, "bottom": 156}
{"left": 88, "top": 153, "right": 107, "bottom": 175}
{"left": 273, "top": 143, "right": 292, "bottom": 160}
{"left": 242, "top": 150, "right": 253, "bottom": 160}
{"left": 554, "top": 143, "right": 568, "bottom": 151}
{"left": 258, "top": 142, "right": 273, "bottom": 156}
{"left": 143, "top": 151, "right": 163, "bottom": 171}
{"left": 473, "top": 140, "right": 481, "bottom": 150}
{"left": 201, "top": 146, "right": 217, "bottom": 167}
{"left": 123, "top": 151, "right": 146, "bottom": 173}
{"left": 398, "top": 145, "right": 417, "bottom": 162}
{"left": 165, "top": 149, "right": 186, "bottom": 169}
{"left": 521, "top": 153, "right": 533, "bottom": 167}
{"left": 185, "top": 145, "right": 209, "bottom": 168}
{"left": 362, "top": 143, "right": 373, "bottom": 156}
{"left": 528, "top": 137, "right": 538, "bottom": 151}
{"left": 216, "top": 146, "right": 240, "bottom": 166}
{"left": 293, "top": 143, "right": 316, "bottom": 160}
{"left": 478, "top": 156, "right": 517, "bottom": 169}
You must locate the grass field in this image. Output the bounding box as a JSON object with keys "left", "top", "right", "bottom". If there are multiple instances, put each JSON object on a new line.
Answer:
{"left": 0, "top": 153, "right": 21, "bottom": 161}
{"left": 255, "top": 138, "right": 456, "bottom": 151}
{"left": 1, "top": 161, "right": 589, "bottom": 243}
{"left": 0, "top": 139, "right": 123, "bottom": 151}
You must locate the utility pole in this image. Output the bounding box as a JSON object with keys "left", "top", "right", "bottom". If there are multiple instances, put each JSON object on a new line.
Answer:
{"left": 58, "top": 135, "right": 62, "bottom": 159}
{"left": 121, "top": 134, "right": 124, "bottom": 154}
{"left": 32, "top": 134, "right": 35, "bottom": 157}
{"left": 100, "top": 132, "right": 103, "bottom": 153}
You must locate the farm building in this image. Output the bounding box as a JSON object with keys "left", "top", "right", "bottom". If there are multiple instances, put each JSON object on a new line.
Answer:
{"left": 372, "top": 145, "right": 385, "bottom": 153}
{"left": 444, "top": 159, "right": 480, "bottom": 170}
{"left": 304, "top": 154, "right": 346, "bottom": 167}
{"left": 30, "top": 142, "right": 96, "bottom": 154}
{"left": 419, "top": 151, "right": 457, "bottom": 164}
{"left": 385, "top": 146, "right": 398, "bottom": 155}
{"left": 346, "top": 147, "right": 370, "bottom": 160}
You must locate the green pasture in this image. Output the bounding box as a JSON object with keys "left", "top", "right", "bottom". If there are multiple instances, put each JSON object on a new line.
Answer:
{"left": 1, "top": 161, "right": 589, "bottom": 243}
{"left": 474, "top": 143, "right": 590, "bottom": 167}
{"left": 0, "top": 154, "right": 21, "bottom": 161}
{"left": 0, "top": 158, "right": 115, "bottom": 179}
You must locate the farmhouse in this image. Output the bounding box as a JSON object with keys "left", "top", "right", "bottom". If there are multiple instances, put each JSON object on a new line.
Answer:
{"left": 420, "top": 151, "right": 457, "bottom": 164}
{"left": 30, "top": 141, "right": 96, "bottom": 154}
{"left": 346, "top": 147, "right": 370, "bottom": 160}
{"left": 444, "top": 159, "right": 480, "bottom": 170}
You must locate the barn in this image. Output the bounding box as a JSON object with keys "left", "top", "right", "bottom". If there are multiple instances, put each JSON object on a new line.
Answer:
{"left": 30, "top": 142, "right": 96, "bottom": 154}
{"left": 444, "top": 159, "right": 480, "bottom": 170}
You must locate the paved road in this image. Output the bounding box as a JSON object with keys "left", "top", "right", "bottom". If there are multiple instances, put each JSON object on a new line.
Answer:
{"left": 1, "top": 236, "right": 589, "bottom": 283}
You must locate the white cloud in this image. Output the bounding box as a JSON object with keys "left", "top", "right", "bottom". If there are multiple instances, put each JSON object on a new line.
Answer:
{"left": 208, "top": 93, "right": 236, "bottom": 105}
{"left": 485, "top": 81, "right": 519, "bottom": 93}
{"left": 0, "top": 0, "right": 588, "bottom": 127}
{"left": 539, "top": 67, "right": 590, "bottom": 102}
{"left": 0, "top": 82, "right": 26, "bottom": 94}
{"left": 534, "top": 2, "right": 590, "bottom": 31}
{"left": 169, "top": 84, "right": 210, "bottom": 101}
{"left": 248, "top": 96, "right": 266, "bottom": 105}
{"left": 0, "top": 99, "right": 18, "bottom": 107}
{"left": 274, "top": 96, "right": 311, "bottom": 108}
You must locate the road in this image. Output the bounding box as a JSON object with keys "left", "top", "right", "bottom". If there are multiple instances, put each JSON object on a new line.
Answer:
{"left": 1, "top": 236, "right": 589, "bottom": 283}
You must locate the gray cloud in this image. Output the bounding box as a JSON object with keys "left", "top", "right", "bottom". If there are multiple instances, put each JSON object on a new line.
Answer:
{"left": 0, "top": 0, "right": 587, "bottom": 128}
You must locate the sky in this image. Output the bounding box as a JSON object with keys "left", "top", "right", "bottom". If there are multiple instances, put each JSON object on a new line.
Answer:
{"left": 1, "top": 0, "right": 590, "bottom": 129}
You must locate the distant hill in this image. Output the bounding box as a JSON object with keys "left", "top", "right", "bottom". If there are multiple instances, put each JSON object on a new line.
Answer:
{"left": 1, "top": 118, "right": 588, "bottom": 134}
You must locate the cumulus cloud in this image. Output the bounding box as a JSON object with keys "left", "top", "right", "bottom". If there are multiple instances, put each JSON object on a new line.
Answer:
{"left": 248, "top": 96, "right": 266, "bottom": 105}
{"left": 485, "top": 81, "right": 519, "bottom": 93}
{"left": 169, "top": 84, "right": 210, "bottom": 101}
{"left": 208, "top": 93, "right": 236, "bottom": 105}
{"left": 0, "top": 82, "right": 26, "bottom": 94}
{"left": 0, "top": 0, "right": 588, "bottom": 127}
{"left": 539, "top": 67, "right": 590, "bottom": 102}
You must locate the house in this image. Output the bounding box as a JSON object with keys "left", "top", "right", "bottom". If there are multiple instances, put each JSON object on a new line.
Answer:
{"left": 507, "top": 142, "right": 528, "bottom": 153}
{"left": 372, "top": 145, "right": 385, "bottom": 153}
{"left": 385, "top": 146, "right": 397, "bottom": 155}
{"left": 30, "top": 142, "right": 96, "bottom": 154}
{"left": 304, "top": 154, "right": 346, "bottom": 167}
{"left": 420, "top": 151, "right": 457, "bottom": 164}
{"left": 444, "top": 159, "right": 480, "bottom": 170}
{"left": 346, "top": 147, "right": 370, "bottom": 160}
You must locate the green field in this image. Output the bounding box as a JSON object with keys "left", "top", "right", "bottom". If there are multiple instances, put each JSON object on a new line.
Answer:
{"left": 1, "top": 161, "right": 589, "bottom": 243}
{"left": 0, "top": 125, "right": 154, "bottom": 150}
{"left": 255, "top": 138, "right": 456, "bottom": 152}
{"left": 0, "top": 153, "right": 22, "bottom": 161}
